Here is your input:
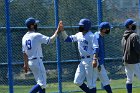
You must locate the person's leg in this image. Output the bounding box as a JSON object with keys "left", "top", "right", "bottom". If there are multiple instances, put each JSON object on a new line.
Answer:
{"left": 98, "top": 65, "right": 112, "bottom": 93}
{"left": 134, "top": 63, "right": 140, "bottom": 80}
{"left": 125, "top": 64, "right": 134, "bottom": 93}
{"left": 85, "top": 59, "right": 98, "bottom": 93}
{"left": 28, "top": 60, "right": 41, "bottom": 93}
{"left": 89, "top": 87, "right": 96, "bottom": 93}
{"left": 42, "top": 88, "right": 45, "bottom": 93}
{"left": 126, "top": 63, "right": 140, "bottom": 93}
{"left": 104, "top": 85, "right": 112, "bottom": 93}
{"left": 79, "top": 83, "right": 90, "bottom": 93}
{"left": 37, "top": 59, "right": 46, "bottom": 93}
{"left": 28, "top": 59, "right": 46, "bottom": 93}
{"left": 74, "top": 61, "right": 89, "bottom": 92}
{"left": 29, "top": 84, "right": 42, "bottom": 93}
{"left": 39, "top": 88, "right": 45, "bottom": 93}
{"left": 126, "top": 83, "right": 132, "bottom": 93}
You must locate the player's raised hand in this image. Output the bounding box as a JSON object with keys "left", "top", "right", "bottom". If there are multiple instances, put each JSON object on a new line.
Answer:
{"left": 57, "top": 21, "right": 64, "bottom": 32}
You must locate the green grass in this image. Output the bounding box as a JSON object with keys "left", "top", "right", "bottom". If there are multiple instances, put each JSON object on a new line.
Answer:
{"left": 0, "top": 77, "right": 140, "bottom": 93}
{"left": 1, "top": 85, "right": 140, "bottom": 93}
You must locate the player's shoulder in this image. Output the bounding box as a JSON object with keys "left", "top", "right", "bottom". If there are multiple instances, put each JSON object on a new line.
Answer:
{"left": 33, "top": 32, "right": 46, "bottom": 40}
{"left": 27, "top": 32, "right": 42, "bottom": 37}
{"left": 94, "top": 31, "right": 99, "bottom": 35}
{"left": 35, "top": 32, "right": 43, "bottom": 36}
{"left": 74, "top": 32, "right": 82, "bottom": 36}
{"left": 88, "top": 31, "right": 94, "bottom": 34}
{"left": 76, "top": 32, "right": 82, "bottom": 35}
{"left": 23, "top": 32, "right": 43, "bottom": 39}
{"left": 22, "top": 32, "right": 28, "bottom": 40}
{"left": 86, "top": 31, "right": 94, "bottom": 38}
{"left": 131, "top": 32, "right": 139, "bottom": 39}
{"left": 93, "top": 31, "right": 100, "bottom": 38}
{"left": 131, "top": 32, "right": 138, "bottom": 36}
{"left": 88, "top": 31, "right": 94, "bottom": 35}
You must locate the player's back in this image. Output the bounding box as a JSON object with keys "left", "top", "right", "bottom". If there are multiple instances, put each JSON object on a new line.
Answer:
{"left": 22, "top": 31, "right": 43, "bottom": 59}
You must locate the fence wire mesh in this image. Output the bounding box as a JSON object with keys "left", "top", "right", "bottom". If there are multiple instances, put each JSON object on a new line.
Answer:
{"left": 1, "top": 0, "right": 140, "bottom": 93}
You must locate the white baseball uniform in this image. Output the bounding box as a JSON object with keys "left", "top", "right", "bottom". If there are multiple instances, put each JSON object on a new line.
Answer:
{"left": 66, "top": 31, "right": 98, "bottom": 89}
{"left": 22, "top": 31, "right": 50, "bottom": 88}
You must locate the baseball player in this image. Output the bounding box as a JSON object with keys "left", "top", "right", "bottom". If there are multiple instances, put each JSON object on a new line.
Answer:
{"left": 22, "top": 17, "right": 62, "bottom": 93}
{"left": 92, "top": 22, "right": 112, "bottom": 93}
{"left": 61, "top": 19, "right": 98, "bottom": 93}
{"left": 122, "top": 19, "right": 140, "bottom": 93}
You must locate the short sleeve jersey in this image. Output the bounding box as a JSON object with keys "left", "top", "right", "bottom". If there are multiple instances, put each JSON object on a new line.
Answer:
{"left": 22, "top": 31, "right": 50, "bottom": 59}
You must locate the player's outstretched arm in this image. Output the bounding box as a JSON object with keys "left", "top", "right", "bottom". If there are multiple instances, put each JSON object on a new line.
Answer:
{"left": 60, "top": 23, "right": 73, "bottom": 42}
{"left": 59, "top": 21, "right": 73, "bottom": 42}
{"left": 61, "top": 30, "right": 75, "bottom": 42}
{"left": 61, "top": 30, "right": 68, "bottom": 40}
{"left": 50, "top": 21, "right": 63, "bottom": 43}
{"left": 23, "top": 53, "right": 29, "bottom": 73}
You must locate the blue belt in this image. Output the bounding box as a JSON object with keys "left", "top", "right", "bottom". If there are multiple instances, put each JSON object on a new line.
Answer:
{"left": 81, "top": 56, "right": 91, "bottom": 59}
{"left": 29, "top": 57, "right": 43, "bottom": 60}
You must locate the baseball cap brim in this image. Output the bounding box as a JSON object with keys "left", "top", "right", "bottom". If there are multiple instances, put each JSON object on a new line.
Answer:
{"left": 78, "top": 23, "right": 84, "bottom": 26}
{"left": 132, "top": 22, "right": 136, "bottom": 25}
{"left": 35, "top": 20, "right": 39, "bottom": 23}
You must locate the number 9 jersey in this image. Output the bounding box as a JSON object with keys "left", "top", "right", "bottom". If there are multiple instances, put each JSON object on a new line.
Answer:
{"left": 22, "top": 31, "right": 50, "bottom": 59}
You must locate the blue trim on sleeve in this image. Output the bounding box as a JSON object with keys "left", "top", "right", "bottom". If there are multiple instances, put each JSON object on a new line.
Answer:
{"left": 47, "top": 37, "right": 50, "bottom": 44}
{"left": 99, "top": 60, "right": 103, "bottom": 66}
{"left": 64, "top": 36, "right": 73, "bottom": 42}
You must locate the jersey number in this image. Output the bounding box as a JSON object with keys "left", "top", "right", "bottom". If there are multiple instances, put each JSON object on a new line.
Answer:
{"left": 26, "top": 40, "right": 32, "bottom": 50}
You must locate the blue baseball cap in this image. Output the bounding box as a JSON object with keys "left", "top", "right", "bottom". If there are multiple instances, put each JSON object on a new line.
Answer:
{"left": 124, "top": 19, "right": 136, "bottom": 27}
{"left": 78, "top": 18, "right": 91, "bottom": 31}
{"left": 99, "top": 22, "right": 111, "bottom": 29}
{"left": 25, "top": 17, "right": 39, "bottom": 26}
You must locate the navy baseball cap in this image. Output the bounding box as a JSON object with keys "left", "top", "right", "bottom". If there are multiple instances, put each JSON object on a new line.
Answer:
{"left": 78, "top": 18, "right": 91, "bottom": 31}
{"left": 25, "top": 17, "right": 39, "bottom": 26}
{"left": 124, "top": 19, "right": 136, "bottom": 27}
{"left": 99, "top": 22, "right": 111, "bottom": 29}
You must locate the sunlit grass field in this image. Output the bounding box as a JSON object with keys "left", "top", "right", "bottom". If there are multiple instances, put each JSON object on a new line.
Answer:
{"left": 0, "top": 77, "right": 140, "bottom": 93}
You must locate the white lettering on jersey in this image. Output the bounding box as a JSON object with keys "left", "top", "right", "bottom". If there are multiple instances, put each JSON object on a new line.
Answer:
{"left": 70, "top": 31, "right": 94, "bottom": 56}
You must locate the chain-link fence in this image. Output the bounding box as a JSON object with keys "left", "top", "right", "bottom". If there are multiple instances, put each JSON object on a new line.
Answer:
{"left": 1, "top": 0, "right": 140, "bottom": 93}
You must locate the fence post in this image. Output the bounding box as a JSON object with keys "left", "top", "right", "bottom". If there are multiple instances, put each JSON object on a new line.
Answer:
{"left": 54, "top": 0, "right": 62, "bottom": 93}
{"left": 97, "top": 0, "right": 104, "bottom": 90}
{"left": 97, "top": 0, "right": 103, "bottom": 24}
{"left": 138, "top": 0, "right": 140, "bottom": 36}
{"left": 4, "top": 0, "right": 14, "bottom": 93}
